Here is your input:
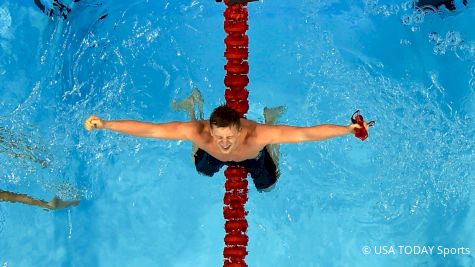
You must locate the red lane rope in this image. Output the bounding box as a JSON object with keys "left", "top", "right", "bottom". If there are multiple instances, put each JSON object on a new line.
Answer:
{"left": 222, "top": 1, "right": 250, "bottom": 267}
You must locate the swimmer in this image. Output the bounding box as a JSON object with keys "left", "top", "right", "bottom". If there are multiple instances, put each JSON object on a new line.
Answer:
{"left": 0, "top": 190, "right": 79, "bottom": 210}
{"left": 416, "top": 0, "right": 468, "bottom": 11}
{"left": 84, "top": 89, "right": 370, "bottom": 192}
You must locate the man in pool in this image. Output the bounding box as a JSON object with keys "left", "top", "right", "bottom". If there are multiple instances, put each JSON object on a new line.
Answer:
{"left": 84, "top": 89, "right": 370, "bottom": 192}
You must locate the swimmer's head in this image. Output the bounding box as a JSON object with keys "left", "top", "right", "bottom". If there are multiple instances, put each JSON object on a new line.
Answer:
{"left": 209, "top": 105, "right": 242, "bottom": 154}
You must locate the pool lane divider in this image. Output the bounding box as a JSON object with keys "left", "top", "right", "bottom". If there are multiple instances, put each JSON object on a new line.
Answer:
{"left": 222, "top": 1, "right": 251, "bottom": 266}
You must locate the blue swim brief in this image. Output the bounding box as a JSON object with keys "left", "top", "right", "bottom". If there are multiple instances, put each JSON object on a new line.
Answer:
{"left": 194, "top": 147, "right": 279, "bottom": 191}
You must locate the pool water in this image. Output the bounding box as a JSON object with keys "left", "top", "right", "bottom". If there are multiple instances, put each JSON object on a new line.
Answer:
{"left": 1, "top": 0, "right": 474, "bottom": 266}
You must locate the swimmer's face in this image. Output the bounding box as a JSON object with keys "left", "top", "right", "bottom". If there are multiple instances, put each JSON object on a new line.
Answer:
{"left": 210, "top": 125, "right": 241, "bottom": 154}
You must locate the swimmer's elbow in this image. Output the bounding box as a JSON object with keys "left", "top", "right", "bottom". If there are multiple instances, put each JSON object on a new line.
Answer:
{"left": 150, "top": 121, "right": 194, "bottom": 140}
{"left": 266, "top": 125, "right": 308, "bottom": 144}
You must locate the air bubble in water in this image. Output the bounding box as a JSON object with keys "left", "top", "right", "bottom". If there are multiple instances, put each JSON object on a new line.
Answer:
{"left": 0, "top": 7, "right": 12, "bottom": 36}
{"left": 469, "top": 77, "right": 475, "bottom": 91}
{"left": 471, "top": 65, "right": 475, "bottom": 77}
{"left": 402, "top": 0, "right": 415, "bottom": 11}
{"left": 380, "top": 6, "right": 391, "bottom": 17}
{"left": 365, "top": 0, "right": 379, "bottom": 12}
{"left": 412, "top": 10, "right": 425, "bottom": 24}
{"left": 470, "top": 43, "right": 475, "bottom": 59}
{"left": 401, "top": 14, "right": 412, "bottom": 25}
{"left": 433, "top": 42, "right": 447, "bottom": 55}
{"left": 428, "top": 32, "right": 439, "bottom": 43}
{"left": 389, "top": 4, "right": 400, "bottom": 14}
{"left": 445, "top": 31, "right": 462, "bottom": 46}
{"left": 68, "top": 209, "right": 73, "bottom": 239}
{"left": 455, "top": 43, "right": 471, "bottom": 61}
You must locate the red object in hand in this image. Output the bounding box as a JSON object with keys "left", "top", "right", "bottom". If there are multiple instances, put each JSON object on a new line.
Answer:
{"left": 351, "top": 110, "right": 375, "bottom": 141}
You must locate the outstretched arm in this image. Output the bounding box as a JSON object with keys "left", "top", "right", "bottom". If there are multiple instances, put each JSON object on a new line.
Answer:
{"left": 258, "top": 123, "right": 365, "bottom": 144}
{"left": 84, "top": 115, "right": 198, "bottom": 140}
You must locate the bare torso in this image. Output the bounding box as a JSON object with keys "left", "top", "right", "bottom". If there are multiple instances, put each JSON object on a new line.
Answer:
{"left": 191, "top": 118, "right": 267, "bottom": 162}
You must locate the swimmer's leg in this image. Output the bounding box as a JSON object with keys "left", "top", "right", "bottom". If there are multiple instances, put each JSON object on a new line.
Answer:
{"left": 261, "top": 105, "right": 285, "bottom": 192}
{"left": 171, "top": 87, "right": 204, "bottom": 121}
{"left": 0, "top": 191, "right": 50, "bottom": 209}
{"left": 263, "top": 106, "right": 285, "bottom": 166}
{"left": 171, "top": 87, "right": 204, "bottom": 161}
{"left": 0, "top": 190, "right": 79, "bottom": 210}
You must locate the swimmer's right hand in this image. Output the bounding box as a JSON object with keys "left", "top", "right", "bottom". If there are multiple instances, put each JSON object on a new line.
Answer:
{"left": 84, "top": 115, "right": 105, "bottom": 131}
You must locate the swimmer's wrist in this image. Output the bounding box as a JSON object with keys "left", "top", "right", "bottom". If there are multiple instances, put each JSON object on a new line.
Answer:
{"left": 346, "top": 125, "right": 353, "bottom": 134}
{"left": 101, "top": 120, "right": 110, "bottom": 129}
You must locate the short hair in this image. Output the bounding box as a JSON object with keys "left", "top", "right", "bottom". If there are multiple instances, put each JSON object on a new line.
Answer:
{"left": 209, "top": 105, "right": 241, "bottom": 129}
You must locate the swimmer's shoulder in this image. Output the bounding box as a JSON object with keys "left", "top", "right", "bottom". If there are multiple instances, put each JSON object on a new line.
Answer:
{"left": 240, "top": 118, "right": 258, "bottom": 132}
{"left": 251, "top": 119, "right": 292, "bottom": 146}
{"left": 241, "top": 119, "right": 270, "bottom": 145}
{"left": 186, "top": 120, "right": 211, "bottom": 142}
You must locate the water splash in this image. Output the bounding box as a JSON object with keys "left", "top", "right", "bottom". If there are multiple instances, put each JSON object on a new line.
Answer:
{"left": 41, "top": 181, "right": 80, "bottom": 201}
{"left": 0, "top": 121, "right": 51, "bottom": 184}
{"left": 0, "top": 6, "right": 11, "bottom": 37}
{"left": 433, "top": 40, "right": 447, "bottom": 55}
{"left": 365, "top": 0, "right": 401, "bottom": 16}
{"left": 429, "top": 30, "right": 475, "bottom": 61}
{"left": 295, "top": 15, "right": 474, "bottom": 223}
{"left": 0, "top": 205, "right": 5, "bottom": 234}
{"left": 469, "top": 77, "right": 475, "bottom": 92}
{"left": 401, "top": 0, "right": 416, "bottom": 11}
{"left": 428, "top": 32, "right": 440, "bottom": 44}
{"left": 401, "top": 14, "right": 413, "bottom": 25}
{"left": 446, "top": 31, "right": 462, "bottom": 46}
{"left": 366, "top": 0, "right": 475, "bottom": 63}
{"left": 68, "top": 209, "right": 73, "bottom": 239}
{"left": 412, "top": 8, "right": 425, "bottom": 24}
{"left": 455, "top": 43, "right": 475, "bottom": 61}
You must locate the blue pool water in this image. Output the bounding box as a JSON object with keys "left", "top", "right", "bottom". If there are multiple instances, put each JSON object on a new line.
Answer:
{"left": 1, "top": 0, "right": 475, "bottom": 266}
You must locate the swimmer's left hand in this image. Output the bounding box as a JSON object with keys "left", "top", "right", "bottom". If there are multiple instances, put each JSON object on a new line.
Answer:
{"left": 347, "top": 122, "right": 370, "bottom": 133}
